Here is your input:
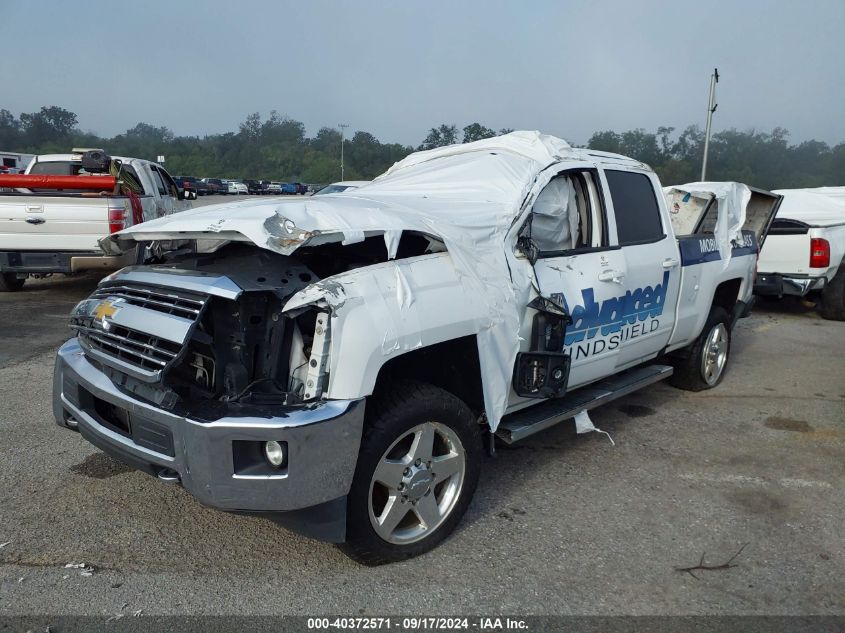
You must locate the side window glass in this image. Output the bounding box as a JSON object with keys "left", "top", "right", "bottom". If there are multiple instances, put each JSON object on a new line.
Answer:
{"left": 149, "top": 167, "right": 167, "bottom": 196}
{"left": 150, "top": 167, "right": 172, "bottom": 196}
{"left": 605, "top": 170, "right": 664, "bottom": 245}
{"left": 527, "top": 170, "right": 607, "bottom": 254}
{"left": 532, "top": 176, "right": 578, "bottom": 252}
{"left": 157, "top": 167, "right": 179, "bottom": 198}
{"left": 117, "top": 164, "right": 143, "bottom": 195}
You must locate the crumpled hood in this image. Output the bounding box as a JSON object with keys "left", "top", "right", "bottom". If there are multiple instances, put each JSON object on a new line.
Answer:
{"left": 100, "top": 195, "right": 383, "bottom": 256}
{"left": 101, "top": 130, "right": 579, "bottom": 257}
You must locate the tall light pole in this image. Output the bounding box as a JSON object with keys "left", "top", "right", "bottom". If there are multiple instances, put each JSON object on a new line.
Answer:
{"left": 338, "top": 123, "right": 349, "bottom": 181}
{"left": 701, "top": 68, "right": 719, "bottom": 181}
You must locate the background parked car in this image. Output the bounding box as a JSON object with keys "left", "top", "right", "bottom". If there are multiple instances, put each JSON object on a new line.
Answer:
{"left": 281, "top": 182, "right": 297, "bottom": 194}
{"left": 173, "top": 176, "right": 198, "bottom": 200}
{"left": 202, "top": 178, "right": 228, "bottom": 195}
{"left": 227, "top": 180, "right": 248, "bottom": 195}
{"left": 243, "top": 179, "right": 265, "bottom": 194}
{"left": 314, "top": 180, "right": 371, "bottom": 195}
{"left": 266, "top": 182, "right": 282, "bottom": 195}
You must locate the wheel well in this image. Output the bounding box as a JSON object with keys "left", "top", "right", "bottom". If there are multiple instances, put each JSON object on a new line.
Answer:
{"left": 373, "top": 335, "right": 484, "bottom": 414}
{"left": 711, "top": 278, "right": 742, "bottom": 313}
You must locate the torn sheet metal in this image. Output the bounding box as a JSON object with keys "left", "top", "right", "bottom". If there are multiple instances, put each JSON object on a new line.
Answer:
{"left": 771, "top": 187, "right": 845, "bottom": 227}
{"left": 101, "top": 132, "right": 605, "bottom": 430}
{"left": 662, "top": 182, "right": 750, "bottom": 268}
{"left": 283, "top": 279, "right": 347, "bottom": 313}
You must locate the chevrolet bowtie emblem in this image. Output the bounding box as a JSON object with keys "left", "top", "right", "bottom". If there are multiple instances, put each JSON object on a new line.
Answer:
{"left": 93, "top": 299, "right": 119, "bottom": 321}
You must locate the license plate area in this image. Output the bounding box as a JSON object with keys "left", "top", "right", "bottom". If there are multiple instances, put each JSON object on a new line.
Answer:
{"left": 92, "top": 395, "right": 132, "bottom": 436}
{"left": 75, "top": 385, "right": 175, "bottom": 457}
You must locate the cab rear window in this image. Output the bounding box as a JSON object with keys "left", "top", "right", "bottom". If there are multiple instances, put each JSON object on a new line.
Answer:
{"left": 28, "top": 161, "right": 84, "bottom": 176}
{"left": 605, "top": 170, "right": 664, "bottom": 245}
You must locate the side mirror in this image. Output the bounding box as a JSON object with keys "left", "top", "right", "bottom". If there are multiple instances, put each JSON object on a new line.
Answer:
{"left": 516, "top": 215, "right": 539, "bottom": 264}
{"left": 512, "top": 295, "right": 573, "bottom": 399}
{"left": 517, "top": 234, "right": 539, "bottom": 265}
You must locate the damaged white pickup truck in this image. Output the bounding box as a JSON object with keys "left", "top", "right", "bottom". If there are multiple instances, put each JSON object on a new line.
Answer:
{"left": 52, "top": 132, "right": 780, "bottom": 564}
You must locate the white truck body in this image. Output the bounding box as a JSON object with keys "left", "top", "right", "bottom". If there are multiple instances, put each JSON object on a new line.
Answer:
{"left": 755, "top": 188, "right": 845, "bottom": 319}
{"left": 0, "top": 153, "right": 190, "bottom": 280}
{"left": 0, "top": 150, "right": 35, "bottom": 173}
{"left": 53, "top": 132, "right": 778, "bottom": 562}
{"left": 227, "top": 181, "right": 248, "bottom": 195}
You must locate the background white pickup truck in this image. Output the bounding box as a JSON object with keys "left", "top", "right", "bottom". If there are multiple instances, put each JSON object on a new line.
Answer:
{"left": 53, "top": 132, "right": 779, "bottom": 565}
{"left": 755, "top": 187, "right": 845, "bottom": 320}
{"left": 0, "top": 150, "right": 35, "bottom": 173}
{"left": 0, "top": 150, "right": 191, "bottom": 291}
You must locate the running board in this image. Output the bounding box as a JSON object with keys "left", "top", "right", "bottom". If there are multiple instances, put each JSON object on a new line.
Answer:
{"left": 496, "top": 364, "right": 674, "bottom": 444}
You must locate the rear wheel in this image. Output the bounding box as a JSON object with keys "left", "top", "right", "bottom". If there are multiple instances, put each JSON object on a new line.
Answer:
{"left": 669, "top": 306, "right": 731, "bottom": 391}
{"left": 0, "top": 272, "right": 25, "bottom": 292}
{"left": 818, "top": 265, "right": 845, "bottom": 320}
{"left": 338, "top": 381, "right": 482, "bottom": 565}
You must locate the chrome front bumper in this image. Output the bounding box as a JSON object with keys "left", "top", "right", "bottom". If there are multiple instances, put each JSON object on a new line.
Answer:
{"left": 53, "top": 338, "right": 364, "bottom": 526}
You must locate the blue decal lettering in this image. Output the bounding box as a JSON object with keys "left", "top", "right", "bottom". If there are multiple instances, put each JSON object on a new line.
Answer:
{"left": 563, "top": 271, "right": 670, "bottom": 347}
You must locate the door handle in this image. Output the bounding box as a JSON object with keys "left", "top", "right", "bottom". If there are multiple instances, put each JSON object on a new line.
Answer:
{"left": 598, "top": 269, "right": 625, "bottom": 283}
{"left": 662, "top": 258, "right": 680, "bottom": 269}
{"left": 25, "top": 217, "right": 45, "bottom": 225}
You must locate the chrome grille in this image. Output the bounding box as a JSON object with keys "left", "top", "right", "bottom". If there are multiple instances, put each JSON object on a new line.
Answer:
{"left": 73, "top": 322, "right": 181, "bottom": 371}
{"left": 89, "top": 284, "right": 207, "bottom": 319}
{"left": 71, "top": 282, "right": 209, "bottom": 378}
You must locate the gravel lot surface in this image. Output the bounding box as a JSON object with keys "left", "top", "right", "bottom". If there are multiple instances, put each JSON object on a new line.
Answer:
{"left": 0, "top": 255, "right": 842, "bottom": 616}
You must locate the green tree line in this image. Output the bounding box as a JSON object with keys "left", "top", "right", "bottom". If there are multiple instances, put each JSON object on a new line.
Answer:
{"left": 2, "top": 106, "right": 843, "bottom": 189}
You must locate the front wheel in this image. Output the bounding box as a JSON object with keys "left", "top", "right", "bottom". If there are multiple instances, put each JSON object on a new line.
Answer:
{"left": 338, "top": 381, "right": 482, "bottom": 565}
{"left": 668, "top": 306, "right": 731, "bottom": 391}
{"left": 0, "top": 272, "right": 25, "bottom": 292}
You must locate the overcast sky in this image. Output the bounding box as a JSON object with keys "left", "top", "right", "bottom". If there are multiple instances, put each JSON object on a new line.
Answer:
{"left": 3, "top": 0, "right": 844, "bottom": 147}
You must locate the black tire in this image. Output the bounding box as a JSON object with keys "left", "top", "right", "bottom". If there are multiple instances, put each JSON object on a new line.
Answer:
{"left": 668, "top": 306, "right": 731, "bottom": 391}
{"left": 338, "top": 380, "right": 482, "bottom": 566}
{"left": 0, "top": 272, "right": 25, "bottom": 292}
{"left": 818, "top": 265, "right": 845, "bottom": 321}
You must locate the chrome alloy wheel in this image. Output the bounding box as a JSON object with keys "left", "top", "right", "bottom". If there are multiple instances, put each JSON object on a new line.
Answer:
{"left": 701, "top": 322, "right": 728, "bottom": 386}
{"left": 368, "top": 422, "right": 466, "bottom": 545}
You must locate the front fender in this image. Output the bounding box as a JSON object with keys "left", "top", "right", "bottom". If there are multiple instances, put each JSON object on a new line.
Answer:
{"left": 285, "top": 253, "right": 481, "bottom": 400}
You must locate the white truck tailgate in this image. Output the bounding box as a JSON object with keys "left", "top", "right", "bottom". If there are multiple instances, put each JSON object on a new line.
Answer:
{"left": 757, "top": 233, "right": 811, "bottom": 275}
{"left": 0, "top": 196, "right": 116, "bottom": 251}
